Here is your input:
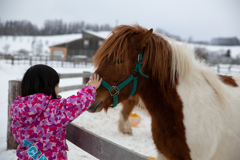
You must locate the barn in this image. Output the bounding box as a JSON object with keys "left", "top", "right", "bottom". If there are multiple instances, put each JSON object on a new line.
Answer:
{"left": 49, "top": 30, "right": 111, "bottom": 60}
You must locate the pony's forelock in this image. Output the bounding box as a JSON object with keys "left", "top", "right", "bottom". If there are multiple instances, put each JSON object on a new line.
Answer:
{"left": 93, "top": 25, "right": 143, "bottom": 68}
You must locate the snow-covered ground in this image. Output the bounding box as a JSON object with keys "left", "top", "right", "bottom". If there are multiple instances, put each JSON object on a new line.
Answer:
{"left": 0, "top": 61, "right": 156, "bottom": 160}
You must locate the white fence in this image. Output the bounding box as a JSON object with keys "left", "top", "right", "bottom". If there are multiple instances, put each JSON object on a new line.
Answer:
{"left": 211, "top": 64, "right": 240, "bottom": 74}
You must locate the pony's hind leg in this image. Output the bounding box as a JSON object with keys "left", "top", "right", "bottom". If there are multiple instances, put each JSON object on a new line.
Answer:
{"left": 118, "top": 95, "right": 139, "bottom": 135}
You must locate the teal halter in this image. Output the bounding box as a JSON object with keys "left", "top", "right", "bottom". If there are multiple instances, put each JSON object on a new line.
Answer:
{"left": 99, "top": 51, "right": 148, "bottom": 108}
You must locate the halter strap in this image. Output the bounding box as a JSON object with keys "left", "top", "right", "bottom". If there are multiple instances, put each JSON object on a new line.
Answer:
{"left": 99, "top": 51, "right": 148, "bottom": 108}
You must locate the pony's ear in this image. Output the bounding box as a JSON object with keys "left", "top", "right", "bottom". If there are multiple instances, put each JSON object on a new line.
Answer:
{"left": 135, "top": 28, "right": 153, "bottom": 50}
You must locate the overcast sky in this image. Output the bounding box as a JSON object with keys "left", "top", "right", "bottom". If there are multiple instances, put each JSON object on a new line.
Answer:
{"left": 0, "top": 0, "right": 239, "bottom": 41}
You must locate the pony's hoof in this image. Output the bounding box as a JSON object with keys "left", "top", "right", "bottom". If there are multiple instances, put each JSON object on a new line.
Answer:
{"left": 118, "top": 124, "right": 133, "bottom": 135}
{"left": 123, "top": 131, "right": 133, "bottom": 135}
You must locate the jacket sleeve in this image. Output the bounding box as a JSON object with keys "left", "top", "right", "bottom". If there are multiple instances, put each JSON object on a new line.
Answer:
{"left": 55, "top": 85, "right": 96, "bottom": 126}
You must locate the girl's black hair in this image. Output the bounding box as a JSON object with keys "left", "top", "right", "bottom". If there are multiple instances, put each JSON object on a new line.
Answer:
{"left": 21, "top": 64, "right": 59, "bottom": 99}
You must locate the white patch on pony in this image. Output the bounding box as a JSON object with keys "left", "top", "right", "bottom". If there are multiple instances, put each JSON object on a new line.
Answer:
{"left": 138, "top": 97, "right": 146, "bottom": 109}
{"left": 169, "top": 41, "right": 240, "bottom": 159}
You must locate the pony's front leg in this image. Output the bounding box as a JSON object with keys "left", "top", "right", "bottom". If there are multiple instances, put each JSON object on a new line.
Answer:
{"left": 118, "top": 96, "right": 138, "bottom": 135}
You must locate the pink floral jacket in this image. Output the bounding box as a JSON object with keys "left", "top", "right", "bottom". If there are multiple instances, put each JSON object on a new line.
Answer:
{"left": 10, "top": 85, "right": 96, "bottom": 160}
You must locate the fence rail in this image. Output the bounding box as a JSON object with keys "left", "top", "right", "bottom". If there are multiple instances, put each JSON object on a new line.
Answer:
{"left": 58, "top": 72, "right": 92, "bottom": 92}
{"left": 59, "top": 72, "right": 92, "bottom": 79}
{"left": 213, "top": 65, "right": 240, "bottom": 74}
{"left": 7, "top": 72, "right": 150, "bottom": 160}
{"left": 0, "top": 54, "right": 92, "bottom": 68}
{"left": 67, "top": 123, "right": 150, "bottom": 160}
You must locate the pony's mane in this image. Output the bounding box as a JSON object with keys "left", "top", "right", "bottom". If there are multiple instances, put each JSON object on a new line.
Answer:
{"left": 168, "top": 37, "right": 227, "bottom": 105}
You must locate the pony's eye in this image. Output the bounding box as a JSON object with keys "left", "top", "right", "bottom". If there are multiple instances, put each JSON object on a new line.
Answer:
{"left": 114, "top": 60, "right": 125, "bottom": 64}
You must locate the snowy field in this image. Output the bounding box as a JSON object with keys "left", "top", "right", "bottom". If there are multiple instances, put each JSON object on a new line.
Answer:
{"left": 0, "top": 61, "right": 156, "bottom": 160}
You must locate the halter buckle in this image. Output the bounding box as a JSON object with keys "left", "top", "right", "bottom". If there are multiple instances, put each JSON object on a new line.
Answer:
{"left": 131, "top": 70, "right": 138, "bottom": 77}
{"left": 138, "top": 54, "right": 143, "bottom": 64}
{"left": 109, "top": 86, "right": 119, "bottom": 96}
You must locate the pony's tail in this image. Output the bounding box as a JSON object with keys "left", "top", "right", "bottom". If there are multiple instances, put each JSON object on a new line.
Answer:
{"left": 201, "top": 66, "right": 227, "bottom": 106}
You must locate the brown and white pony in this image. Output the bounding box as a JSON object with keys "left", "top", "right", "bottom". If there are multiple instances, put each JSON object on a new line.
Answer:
{"left": 88, "top": 24, "right": 240, "bottom": 160}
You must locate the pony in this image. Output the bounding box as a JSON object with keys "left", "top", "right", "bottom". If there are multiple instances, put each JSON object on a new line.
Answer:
{"left": 87, "top": 24, "right": 240, "bottom": 160}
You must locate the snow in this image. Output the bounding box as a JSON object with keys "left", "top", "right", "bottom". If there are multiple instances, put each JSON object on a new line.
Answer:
{"left": 0, "top": 34, "right": 82, "bottom": 55}
{"left": 0, "top": 61, "right": 156, "bottom": 160}
{"left": 83, "top": 30, "right": 111, "bottom": 39}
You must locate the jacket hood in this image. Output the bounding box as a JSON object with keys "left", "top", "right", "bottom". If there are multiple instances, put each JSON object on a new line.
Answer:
{"left": 10, "top": 93, "right": 51, "bottom": 125}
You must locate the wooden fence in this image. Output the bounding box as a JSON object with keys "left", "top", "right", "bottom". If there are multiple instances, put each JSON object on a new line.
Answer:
{"left": 0, "top": 55, "right": 92, "bottom": 68}
{"left": 7, "top": 72, "right": 150, "bottom": 160}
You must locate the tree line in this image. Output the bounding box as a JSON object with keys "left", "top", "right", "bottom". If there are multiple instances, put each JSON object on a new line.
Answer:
{"left": 0, "top": 20, "right": 113, "bottom": 36}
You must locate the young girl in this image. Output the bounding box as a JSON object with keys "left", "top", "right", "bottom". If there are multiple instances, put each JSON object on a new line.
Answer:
{"left": 10, "top": 64, "right": 102, "bottom": 160}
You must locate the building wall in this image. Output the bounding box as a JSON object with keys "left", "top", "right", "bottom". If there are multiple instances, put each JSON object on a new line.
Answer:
{"left": 50, "top": 35, "right": 105, "bottom": 58}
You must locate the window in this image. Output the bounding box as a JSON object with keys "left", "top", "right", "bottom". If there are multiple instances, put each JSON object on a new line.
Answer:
{"left": 84, "top": 40, "right": 89, "bottom": 48}
{"left": 98, "top": 40, "right": 103, "bottom": 46}
{"left": 52, "top": 49, "right": 64, "bottom": 57}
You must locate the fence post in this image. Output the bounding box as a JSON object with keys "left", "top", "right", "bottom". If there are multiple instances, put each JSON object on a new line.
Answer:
{"left": 7, "top": 80, "right": 21, "bottom": 150}
{"left": 228, "top": 65, "right": 231, "bottom": 73}
{"left": 11, "top": 56, "right": 14, "bottom": 65}
{"left": 61, "top": 59, "right": 64, "bottom": 67}
{"left": 74, "top": 60, "right": 76, "bottom": 68}
{"left": 45, "top": 56, "right": 48, "bottom": 65}
{"left": 83, "top": 72, "right": 90, "bottom": 84}
{"left": 29, "top": 56, "right": 32, "bottom": 66}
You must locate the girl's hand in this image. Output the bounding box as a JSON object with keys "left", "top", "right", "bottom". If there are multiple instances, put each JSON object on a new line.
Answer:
{"left": 87, "top": 74, "right": 102, "bottom": 89}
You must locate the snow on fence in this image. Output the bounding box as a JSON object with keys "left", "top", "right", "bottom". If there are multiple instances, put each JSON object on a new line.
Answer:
{"left": 7, "top": 72, "right": 150, "bottom": 160}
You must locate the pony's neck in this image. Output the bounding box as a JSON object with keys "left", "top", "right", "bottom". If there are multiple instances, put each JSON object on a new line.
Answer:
{"left": 138, "top": 77, "right": 192, "bottom": 160}
{"left": 138, "top": 76, "right": 178, "bottom": 117}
